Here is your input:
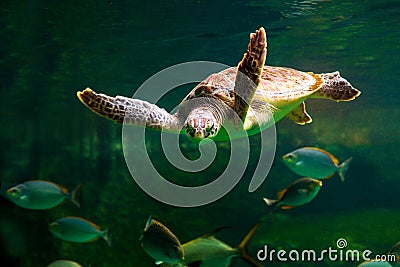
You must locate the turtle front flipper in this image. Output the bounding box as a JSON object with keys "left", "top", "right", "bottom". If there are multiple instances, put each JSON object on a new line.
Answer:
{"left": 77, "top": 88, "right": 182, "bottom": 133}
{"left": 233, "top": 27, "right": 267, "bottom": 122}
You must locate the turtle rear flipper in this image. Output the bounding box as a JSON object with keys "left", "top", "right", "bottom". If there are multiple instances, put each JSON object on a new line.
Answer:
{"left": 77, "top": 88, "right": 181, "bottom": 132}
{"left": 286, "top": 102, "right": 312, "bottom": 125}
{"left": 234, "top": 27, "right": 267, "bottom": 121}
{"left": 312, "top": 71, "right": 361, "bottom": 101}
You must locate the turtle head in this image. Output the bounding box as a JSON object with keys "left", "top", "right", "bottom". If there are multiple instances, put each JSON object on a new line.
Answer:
{"left": 184, "top": 109, "right": 220, "bottom": 139}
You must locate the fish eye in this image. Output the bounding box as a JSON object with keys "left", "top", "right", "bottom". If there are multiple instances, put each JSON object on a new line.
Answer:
{"left": 50, "top": 222, "right": 59, "bottom": 228}
{"left": 284, "top": 154, "right": 296, "bottom": 162}
{"left": 8, "top": 188, "right": 19, "bottom": 194}
{"left": 173, "top": 245, "right": 183, "bottom": 258}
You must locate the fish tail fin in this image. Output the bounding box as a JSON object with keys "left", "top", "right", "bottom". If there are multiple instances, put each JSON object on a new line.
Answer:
{"left": 102, "top": 228, "right": 112, "bottom": 247}
{"left": 70, "top": 184, "right": 82, "bottom": 208}
{"left": 238, "top": 222, "right": 263, "bottom": 267}
{"left": 338, "top": 157, "right": 353, "bottom": 182}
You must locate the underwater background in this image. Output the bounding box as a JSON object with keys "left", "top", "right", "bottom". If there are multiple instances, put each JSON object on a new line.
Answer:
{"left": 0, "top": 0, "right": 399, "bottom": 266}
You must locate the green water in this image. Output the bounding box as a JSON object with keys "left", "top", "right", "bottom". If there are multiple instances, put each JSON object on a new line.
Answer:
{"left": 0, "top": 0, "right": 399, "bottom": 266}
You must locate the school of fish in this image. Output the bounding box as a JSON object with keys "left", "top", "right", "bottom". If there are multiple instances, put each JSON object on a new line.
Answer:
{"left": 2, "top": 117, "right": 396, "bottom": 266}
{"left": 1, "top": 143, "right": 369, "bottom": 266}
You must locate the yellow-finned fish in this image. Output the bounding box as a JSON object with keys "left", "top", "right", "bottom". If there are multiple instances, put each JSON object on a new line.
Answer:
{"left": 6, "top": 180, "right": 81, "bottom": 210}
{"left": 159, "top": 222, "right": 263, "bottom": 267}
{"left": 140, "top": 216, "right": 184, "bottom": 265}
{"left": 47, "top": 260, "right": 84, "bottom": 267}
{"left": 49, "top": 216, "right": 112, "bottom": 246}
{"left": 263, "top": 177, "right": 322, "bottom": 210}
{"left": 282, "top": 147, "right": 353, "bottom": 182}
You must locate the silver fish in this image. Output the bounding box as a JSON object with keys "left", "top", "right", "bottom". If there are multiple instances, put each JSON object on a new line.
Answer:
{"left": 282, "top": 147, "right": 352, "bottom": 182}
{"left": 6, "top": 180, "right": 81, "bottom": 210}
{"left": 388, "top": 241, "right": 400, "bottom": 266}
{"left": 47, "top": 260, "right": 83, "bottom": 267}
{"left": 357, "top": 260, "right": 393, "bottom": 267}
{"left": 140, "top": 216, "right": 184, "bottom": 265}
{"left": 160, "top": 222, "right": 263, "bottom": 267}
{"left": 359, "top": 241, "right": 400, "bottom": 267}
{"left": 49, "top": 216, "right": 111, "bottom": 246}
{"left": 263, "top": 177, "right": 322, "bottom": 210}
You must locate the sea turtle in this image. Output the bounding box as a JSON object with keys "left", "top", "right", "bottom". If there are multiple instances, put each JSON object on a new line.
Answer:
{"left": 77, "top": 27, "right": 360, "bottom": 141}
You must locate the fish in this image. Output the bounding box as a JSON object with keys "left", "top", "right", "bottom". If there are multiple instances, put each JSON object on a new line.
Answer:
{"left": 282, "top": 147, "right": 353, "bottom": 182}
{"left": 159, "top": 222, "right": 263, "bottom": 267}
{"left": 47, "top": 260, "right": 83, "bottom": 267}
{"left": 388, "top": 241, "right": 400, "bottom": 266}
{"left": 357, "top": 260, "right": 393, "bottom": 267}
{"left": 6, "top": 180, "right": 81, "bottom": 210}
{"left": 140, "top": 216, "right": 184, "bottom": 265}
{"left": 358, "top": 241, "right": 400, "bottom": 267}
{"left": 49, "top": 216, "right": 112, "bottom": 246}
{"left": 263, "top": 177, "right": 322, "bottom": 210}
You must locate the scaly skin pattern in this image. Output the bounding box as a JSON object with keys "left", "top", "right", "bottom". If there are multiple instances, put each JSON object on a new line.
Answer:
{"left": 313, "top": 71, "right": 360, "bottom": 101}
{"left": 233, "top": 27, "right": 267, "bottom": 121}
{"left": 77, "top": 88, "right": 182, "bottom": 132}
{"left": 76, "top": 26, "right": 361, "bottom": 140}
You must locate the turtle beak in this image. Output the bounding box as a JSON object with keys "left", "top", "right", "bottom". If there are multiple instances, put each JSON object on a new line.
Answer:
{"left": 185, "top": 110, "right": 218, "bottom": 140}
{"left": 186, "top": 120, "right": 204, "bottom": 139}
{"left": 186, "top": 118, "right": 213, "bottom": 139}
